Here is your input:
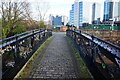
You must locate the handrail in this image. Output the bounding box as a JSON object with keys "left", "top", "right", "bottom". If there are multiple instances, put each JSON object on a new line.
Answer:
{"left": 1, "top": 28, "right": 52, "bottom": 79}
{"left": 0, "top": 29, "right": 39, "bottom": 43}
{"left": 66, "top": 29, "right": 120, "bottom": 80}
{"left": 0, "top": 29, "right": 43, "bottom": 48}
{"left": 69, "top": 30, "right": 120, "bottom": 52}
{"left": 81, "top": 31, "right": 120, "bottom": 50}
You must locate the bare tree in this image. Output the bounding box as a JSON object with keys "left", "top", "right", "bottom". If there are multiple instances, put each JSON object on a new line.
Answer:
{"left": 1, "top": 0, "right": 32, "bottom": 37}
{"left": 36, "top": 1, "right": 50, "bottom": 21}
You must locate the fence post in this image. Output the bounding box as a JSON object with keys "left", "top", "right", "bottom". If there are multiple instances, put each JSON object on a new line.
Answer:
{"left": 43, "top": 29, "right": 46, "bottom": 39}
{"left": 31, "top": 30, "right": 34, "bottom": 49}
{"left": 39, "top": 29, "right": 41, "bottom": 40}
{"left": 14, "top": 34, "right": 20, "bottom": 63}
{"left": 91, "top": 35, "right": 95, "bottom": 63}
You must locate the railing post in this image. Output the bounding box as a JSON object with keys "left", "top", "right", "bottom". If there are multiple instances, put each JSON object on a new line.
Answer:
{"left": 14, "top": 34, "right": 20, "bottom": 63}
{"left": 74, "top": 32, "right": 76, "bottom": 41}
{"left": 31, "top": 30, "right": 34, "bottom": 49}
{"left": 91, "top": 35, "right": 95, "bottom": 63}
{"left": 39, "top": 29, "right": 41, "bottom": 40}
{"left": 43, "top": 29, "right": 46, "bottom": 39}
{"left": 49, "top": 29, "right": 52, "bottom": 36}
{"left": 44, "top": 29, "right": 46, "bottom": 37}
{"left": 45, "top": 29, "right": 48, "bottom": 38}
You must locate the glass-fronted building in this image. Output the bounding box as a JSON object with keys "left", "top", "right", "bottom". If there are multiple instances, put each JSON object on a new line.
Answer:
{"left": 103, "top": 0, "right": 113, "bottom": 21}
{"left": 79, "top": 1, "right": 92, "bottom": 27}
{"left": 69, "top": 4, "right": 74, "bottom": 25}
{"left": 74, "top": 0, "right": 79, "bottom": 28}
{"left": 92, "top": 3, "right": 102, "bottom": 24}
{"left": 79, "top": 2, "right": 83, "bottom": 27}
{"left": 92, "top": 3, "right": 96, "bottom": 22}
{"left": 52, "top": 15, "right": 62, "bottom": 27}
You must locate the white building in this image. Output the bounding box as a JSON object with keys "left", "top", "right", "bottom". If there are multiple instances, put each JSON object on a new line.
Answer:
{"left": 79, "top": 1, "right": 92, "bottom": 27}
{"left": 113, "top": 1, "right": 120, "bottom": 21}
{"left": 74, "top": 0, "right": 80, "bottom": 28}
{"left": 62, "top": 16, "right": 68, "bottom": 26}
{"left": 92, "top": 3, "right": 103, "bottom": 22}
{"left": 70, "top": 0, "right": 94, "bottom": 28}
{"left": 69, "top": 4, "right": 74, "bottom": 25}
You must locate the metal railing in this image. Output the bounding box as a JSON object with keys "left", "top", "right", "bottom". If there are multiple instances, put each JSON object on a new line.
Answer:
{"left": 66, "top": 29, "right": 120, "bottom": 80}
{"left": 0, "top": 28, "right": 52, "bottom": 79}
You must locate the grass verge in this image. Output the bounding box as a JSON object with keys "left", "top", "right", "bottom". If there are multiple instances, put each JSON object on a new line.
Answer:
{"left": 13, "top": 36, "right": 53, "bottom": 79}
{"left": 65, "top": 36, "right": 92, "bottom": 78}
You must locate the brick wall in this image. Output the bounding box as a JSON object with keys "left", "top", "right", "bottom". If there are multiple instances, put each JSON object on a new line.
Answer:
{"left": 60, "top": 26, "right": 68, "bottom": 32}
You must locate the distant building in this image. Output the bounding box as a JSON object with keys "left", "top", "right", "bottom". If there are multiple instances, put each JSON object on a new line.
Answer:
{"left": 79, "top": 1, "right": 83, "bottom": 27}
{"left": 92, "top": 3, "right": 102, "bottom": 24}
{"left": 69, "top": 0, "right": 92, "bottom": 28}
{"left": 53, "top": 15, "right": 62, "bottom": 26}
{"left": 92, "top": 3, "right": 96, "bottom": 23}
{"left": 113, "top": 1, "right": 120, "bottom": 21}
{"left": 74, "top": 0, "right": 79, "bottom": 28}
{"left": 62, "top": 16, "right": 68, "bottom": 26}
{"left": 49, "top": 14, "right": 53, "bottom": 29}
{"left": 103, "top": 0, "right": 120, "bottom": 22}
{"left": 49, "top": 15, "right": 69, "bottom": 28}
{"left": 79, "top": 1, "right": 92, "bottom": 28}
{"left": 103, "top": 0, "right": 113, "bottom": 21}
{"left": 69, "top": 4, "right": 74, "bottom": 26}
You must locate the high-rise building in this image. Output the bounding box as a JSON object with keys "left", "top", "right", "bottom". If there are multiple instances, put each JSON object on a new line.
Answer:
{"left": 62, "top": 16, "right": 68, "bottom": 26}
{"left": 74, "top": 0, "right": 79, "bottom": 28}
{"left": 69, "top": 4, "right": 74, "bottom": 25}
{"left": 69, "top": 0, "right": 92, "bottom": 28}
{"left": 79, "top": 1, "right": 92, "bottom": 27}
{"left": 103, "top": 0, "right": 113, "bottom": 21}
{"left": 113, "top": 1, "right": 120, "bottom": 21}
{"left": 92, "top": 3, "right": 102, "bottom": 24}
{"left": 79, "top": 1, "right": 83, "bottom": 27}
{"left": 92, "top": 3, "right": 96, "bottom": 22}
{"left": 103, "top": 0, "right": 120, "bottom": 22}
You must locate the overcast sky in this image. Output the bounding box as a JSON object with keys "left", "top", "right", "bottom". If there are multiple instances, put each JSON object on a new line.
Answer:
{"left": 1, "top": 0, "right": 119, "bottom": 20}
{"left": 26, "top": 0, "right": 119, "bottom": 21}
{"left": 30, "top": 0, "right": 106, "bottom": 21}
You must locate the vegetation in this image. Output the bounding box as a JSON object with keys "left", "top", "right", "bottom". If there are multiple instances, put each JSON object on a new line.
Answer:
{"left": 1, "top": 1, "right": 31, "bottom": 38}
{"left": 39, "top": 20, "right": 47, "bottom": 28}
{"left": 1, "top": 0, "right": 49, "bottom": 39}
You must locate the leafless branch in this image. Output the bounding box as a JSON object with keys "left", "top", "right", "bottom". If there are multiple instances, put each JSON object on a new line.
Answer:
{"left": 36, "top": 1, "right": 50, "bottom": 21}
{"left": 1, "top": 0, "right": 33, "bottom": 37}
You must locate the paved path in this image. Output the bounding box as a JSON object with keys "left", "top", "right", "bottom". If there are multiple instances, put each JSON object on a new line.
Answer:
{"left": 28, "top": 32, "right": 80, "bottom": 79}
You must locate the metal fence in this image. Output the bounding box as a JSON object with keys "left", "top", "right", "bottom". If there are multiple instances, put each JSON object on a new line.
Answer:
{"left": 0, "top": 28, "right": 52, "bottom": 79}
{"left": 66, "top": 29, "right": 120, "bottom": 80}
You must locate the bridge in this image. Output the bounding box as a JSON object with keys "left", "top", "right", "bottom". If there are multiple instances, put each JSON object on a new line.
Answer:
{"left": 0, "top": 29, "right": 120, "bottom": 80}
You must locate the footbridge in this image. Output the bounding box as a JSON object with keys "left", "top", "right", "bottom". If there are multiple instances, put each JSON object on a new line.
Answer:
{"left": 0, "top": 29, "right": 120, "bottom": 80}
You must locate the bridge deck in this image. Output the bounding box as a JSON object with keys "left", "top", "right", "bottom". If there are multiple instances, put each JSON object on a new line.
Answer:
{"left": 27, "top": 32, "right": 80, "bottom": 79}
